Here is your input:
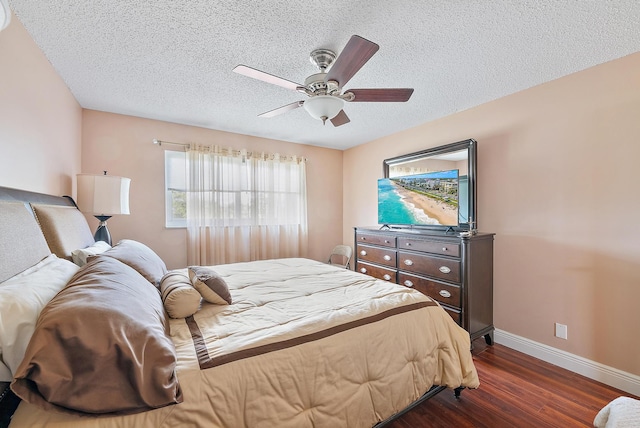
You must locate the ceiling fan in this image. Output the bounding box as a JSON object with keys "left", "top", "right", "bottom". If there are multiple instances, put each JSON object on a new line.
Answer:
{"left": 233, "top": 35, "right": 414, "bottom": 127}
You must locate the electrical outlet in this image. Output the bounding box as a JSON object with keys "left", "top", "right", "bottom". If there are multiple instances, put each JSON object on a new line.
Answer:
{"left": 555, "top": 323, "right": 568, "bottom": 340}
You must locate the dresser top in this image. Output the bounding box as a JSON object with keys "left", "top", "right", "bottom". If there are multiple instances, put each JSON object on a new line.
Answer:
{"left": 355, "top": 226, "right": 494, "bottom": 241}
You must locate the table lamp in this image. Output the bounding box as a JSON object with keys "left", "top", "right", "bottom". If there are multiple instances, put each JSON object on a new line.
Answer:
{"left": 76, "top": 172, "right": 131, "bottom": 245}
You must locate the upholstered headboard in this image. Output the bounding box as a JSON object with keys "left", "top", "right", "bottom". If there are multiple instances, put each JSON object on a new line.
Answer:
{"left": 0, "top": 186, "right": 76, "bottom": 209}
{"left": 0, "top": 186, "right": 94, "bottom": 271}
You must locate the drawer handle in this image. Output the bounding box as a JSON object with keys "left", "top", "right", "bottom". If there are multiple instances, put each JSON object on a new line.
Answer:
{"left": 360, "top": 250, "right": 367, "bottom": 256}
{"left": 383, "top": 255, "right": 391, "bottom": 261}
{"left": 404, "top": 259, "right": 414, "bottom": 266}
{"left": 404, "top": 280, "right": 414, "bottom": 287}
{"left": 360, "top": 268, "right": 367, "bottom": 274}
{"left": 442, "top": 247, "right": 448, "bottom": 251}
{"left": 439, "top": 290, "right": 452, "bottom": 298}
{"left": 383, "top": 274, "right": 391, "bottom": 281}
{"left": 360, "top": 237, "right": 366, "bottom": 241}
{"left": 405, "top": 242, "right": 411, "bottom": 246}
{"left": 384, "top": 240, "right": 390, "bottom": 244}
{"left": 439, "top": 266, "right": 451, "bottom": 274}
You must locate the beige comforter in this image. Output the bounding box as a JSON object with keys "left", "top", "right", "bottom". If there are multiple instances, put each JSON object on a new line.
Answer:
{"left": 10, "top": 258, "right": 478, "bottom": 428}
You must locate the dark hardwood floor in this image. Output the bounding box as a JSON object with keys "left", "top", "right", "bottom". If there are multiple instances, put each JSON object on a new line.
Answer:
{"left": 387, "top": 340, "right": 637, "bottom": 428}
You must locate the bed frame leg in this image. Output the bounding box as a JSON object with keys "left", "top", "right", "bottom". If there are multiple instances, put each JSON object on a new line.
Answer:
{"left": 454, "top": 387, "right": 465, "bottom": 399}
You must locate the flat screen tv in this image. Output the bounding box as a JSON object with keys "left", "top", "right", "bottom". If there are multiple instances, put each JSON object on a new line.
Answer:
{"left": 378, "top": 169, "right": 459, "bottom": 228}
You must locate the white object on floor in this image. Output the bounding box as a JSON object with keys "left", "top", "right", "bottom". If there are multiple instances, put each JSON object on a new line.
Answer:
{"left": 594, "top": 396, "right": 640, "bottom": 428}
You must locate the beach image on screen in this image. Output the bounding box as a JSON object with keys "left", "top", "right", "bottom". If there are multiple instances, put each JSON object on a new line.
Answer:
{"left": 378, "top": 169, "right": 459, "bottom": 226}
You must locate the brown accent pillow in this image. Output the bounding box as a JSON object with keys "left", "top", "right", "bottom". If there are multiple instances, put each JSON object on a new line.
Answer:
{"left": 97, "top": 239, "right": 167, "bottom": 287}
{"left": 188, "top": 266, "right": 232, "bottom": 305}
{"left": 160, "top": 271, "right": 201, "bottom": 319}
{"left": 31, "top": 204, "right": 95, "bottom": 260}
{"left": 11, "top": 256, "right": 182, "bottom": 415}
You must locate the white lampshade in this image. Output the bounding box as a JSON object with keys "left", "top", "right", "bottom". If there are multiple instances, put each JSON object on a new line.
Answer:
{"left": 77, "top": 174, "right": 131, "bottom": 216}
{"left": 303, "top": 95, "right": 344, "bottom": 122}
{"left": 1, "top": 0, "right": 11, "bottom": 32}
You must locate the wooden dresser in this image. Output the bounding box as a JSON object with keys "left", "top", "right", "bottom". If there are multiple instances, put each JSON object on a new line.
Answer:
{"left": 354, "top": 227, "right": 495, "bottom": 344}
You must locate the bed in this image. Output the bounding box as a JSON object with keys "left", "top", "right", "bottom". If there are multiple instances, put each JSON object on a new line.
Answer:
{"left": 0, "top": 186, "right": 479, "bottom": 427}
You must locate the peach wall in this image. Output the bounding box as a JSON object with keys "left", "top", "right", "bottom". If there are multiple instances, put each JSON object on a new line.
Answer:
{"left": 344, "top": 52, "right": 640, "bottom": 376}
{"left": 81, "top": 110, "right": 343, "bottom": 269}
{"left": 0, "top": 15, "right": 81, "bottom": 195}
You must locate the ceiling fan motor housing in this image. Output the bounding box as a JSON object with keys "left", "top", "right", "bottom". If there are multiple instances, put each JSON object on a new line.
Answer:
{"left": 304, "top": 73, "right": 331, "bottom": 94}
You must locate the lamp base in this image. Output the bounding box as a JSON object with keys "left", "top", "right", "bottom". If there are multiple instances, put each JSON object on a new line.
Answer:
{"left": 94, "top": 215, "right": 112, "bottom": 245}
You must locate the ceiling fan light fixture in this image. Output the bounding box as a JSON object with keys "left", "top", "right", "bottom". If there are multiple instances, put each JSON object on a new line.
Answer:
{"left": 303, "top": 95, "right": 344, "bottom": 124}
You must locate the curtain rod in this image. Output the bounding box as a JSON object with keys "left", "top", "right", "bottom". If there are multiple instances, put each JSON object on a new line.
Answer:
{"left": 152, "top": 138, "right": 306, "bottom": 162}
{"left": 152, "top": 139, "right": 189, "bottom": 147}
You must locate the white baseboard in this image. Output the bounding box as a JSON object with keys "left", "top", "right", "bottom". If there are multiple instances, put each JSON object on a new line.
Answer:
{"left": 494, "top": 329, "right": 640, "bottom": 397}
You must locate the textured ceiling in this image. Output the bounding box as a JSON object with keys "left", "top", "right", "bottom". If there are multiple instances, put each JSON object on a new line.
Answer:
{"left": 7, "top": 1, "right": 640, "bottom": 150}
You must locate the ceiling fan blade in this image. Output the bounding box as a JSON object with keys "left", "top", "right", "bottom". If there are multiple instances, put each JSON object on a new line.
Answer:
{"left": 258, "top": 101, "right": 304, "bottom": 118}
{"left": 325, "top": 35, "right": 379, "bottom": 87}
{"left": 233, "top": 65, "right": 302, "bottom": 91}
{"left": 346, "top": 88, "right": 414, "bottom": 102}
{"left": 330, "top": 110, "right": 350, "bottom": 127}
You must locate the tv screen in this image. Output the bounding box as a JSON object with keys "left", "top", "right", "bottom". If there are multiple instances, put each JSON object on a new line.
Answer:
{"left": 378, "top": 169, "right": 459, "bottom": 227}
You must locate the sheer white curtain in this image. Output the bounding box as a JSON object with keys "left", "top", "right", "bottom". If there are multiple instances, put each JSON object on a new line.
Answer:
{"left": 185, "top": 144, "right": 308, "bottom": 266}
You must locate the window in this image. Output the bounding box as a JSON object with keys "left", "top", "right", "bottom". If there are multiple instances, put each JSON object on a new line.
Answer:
{"left": 183, "top": 145, "right": 307, "bottom": 265}
{"left": 164, "top": 150, "right": 187, "bottom": 228}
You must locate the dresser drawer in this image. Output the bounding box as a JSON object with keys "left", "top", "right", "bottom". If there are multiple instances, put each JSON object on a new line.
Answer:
{"left": 356, "top": 244, "right": 396, "bottom": 268}
{"left": 356, "top": 262, "right": 397, "bottom": 282}
{"left": 443, "top": 306, "right": 461, "bottom": 325}
{"left": 397, "top": 237, "right": 460, "bottom": 257}
{"left": 398, "top": 251, "right": 461, "bottom": 283}
{"left": 355, "top": 233, "right": 396, "bottom": 248}
{"left": 398, "top": 272, "right": 461, "bottom": 308}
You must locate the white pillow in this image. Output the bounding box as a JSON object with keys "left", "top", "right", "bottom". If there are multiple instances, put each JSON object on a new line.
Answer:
{"left": 71, "top": 240, "right": 111, "bottom": 266}
{"left": 160, "top": 271, "right": 201, "bottom": 319}
{"left": 0, "top": 254, "right": 79, "bottom": 381}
